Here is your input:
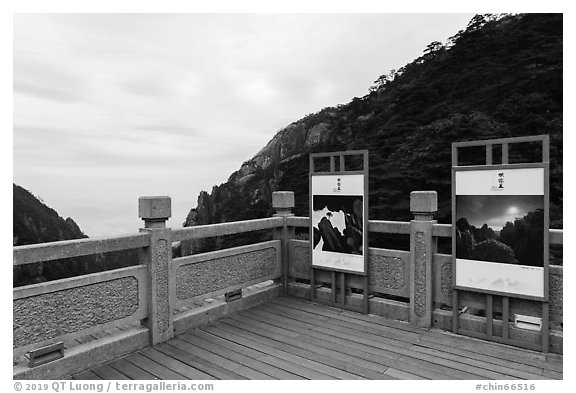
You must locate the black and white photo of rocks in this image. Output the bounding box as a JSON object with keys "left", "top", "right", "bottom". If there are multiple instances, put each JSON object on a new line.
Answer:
{"left": 312, "top": 195, "right": 363, "bottom": 255}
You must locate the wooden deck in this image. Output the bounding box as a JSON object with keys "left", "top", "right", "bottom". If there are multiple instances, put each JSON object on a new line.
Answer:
{"left": 74, "top": 297, "right": 563, "bottom": 380}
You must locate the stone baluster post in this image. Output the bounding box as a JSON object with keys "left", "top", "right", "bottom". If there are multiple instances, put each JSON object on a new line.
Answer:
{"left": 138, "top": 196, "right": 174, "bottom": 345}
{"left": 409, "top": 191, "right": 438, "bottom": 328}
{"left": 272, "top": 192, "right": 295, "bottom": 295}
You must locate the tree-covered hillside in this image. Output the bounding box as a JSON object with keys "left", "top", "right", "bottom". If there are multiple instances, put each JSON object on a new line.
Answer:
{"left": 183, "top": 14, "right": 562, "bottom": 253}
{"left": 13, "top": 183, "right": 138, "bottom": 286}
{"left": 13, "top": 183, "right": 87, "bottom": 246}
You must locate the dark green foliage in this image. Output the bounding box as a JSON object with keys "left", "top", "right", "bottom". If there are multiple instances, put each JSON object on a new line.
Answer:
{"left": 499, "top": 221, "right": 516, "bottom": 249}
{"left": 477, "top": 224, "right": 497, "bottom": 243}
{"left": 499, "top": 210, "right": 545, "bottom": 266}
{"left": 473, "top": 239, "right": 517, "bottom": 264}
{"left": 512, "top": 209, "right": 545, "bottom": 267}
{"left": 456, "top": 229, "right": 475, "bottom": 260}
{"left": 185, "top": 14, "right": 562, "bottom": 255}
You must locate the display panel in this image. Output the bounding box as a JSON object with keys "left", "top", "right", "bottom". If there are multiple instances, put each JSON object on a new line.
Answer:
{"left": 311, "top": 174, "right": 366, "bottom": 274}
{"left": 454, "top": 167, "right": 546, "bottom": 298}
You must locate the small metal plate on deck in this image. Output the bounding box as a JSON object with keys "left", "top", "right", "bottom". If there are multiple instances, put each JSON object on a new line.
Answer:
{"left": 25, "top": 342, "right": 64, "bottom": 367}
{"left": 225, "top": 289, "right": 242, "bottom": 302}
{"left": 514, "top": 314, "right": 542, "bottom": 332}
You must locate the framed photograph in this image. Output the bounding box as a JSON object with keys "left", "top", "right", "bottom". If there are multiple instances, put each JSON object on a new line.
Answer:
{"left": 310, "top": 174, "right": 367, "bottom": 274}
{"left": 453, "top": 165, "right": 548, "bottom": 299}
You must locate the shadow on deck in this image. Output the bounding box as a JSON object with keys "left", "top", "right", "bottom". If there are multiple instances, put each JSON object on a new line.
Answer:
{"left": 74, "top": 297, "right": 563, "bottom": 381}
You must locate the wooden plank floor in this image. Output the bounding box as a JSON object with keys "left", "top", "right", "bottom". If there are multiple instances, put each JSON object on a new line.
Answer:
{"left": 76, "top": 296, "right": 563, "bottom": 380}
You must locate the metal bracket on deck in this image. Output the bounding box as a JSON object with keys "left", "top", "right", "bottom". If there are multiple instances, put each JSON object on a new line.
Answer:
{"left": 225, "top": 289, "right": 242, "bottom": 303}
{"left": 25, "top": 342, "right": 64, "bottom": 367}
{"left": 514, "top": 314, "right": 543, "bottom": 332}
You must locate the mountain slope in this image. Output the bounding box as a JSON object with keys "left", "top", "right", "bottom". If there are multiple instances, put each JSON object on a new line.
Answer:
{"left": 13, "top": 183, "right": 87, "bottom": 246}
{"left": 184, "top": 14, "right": 562, "bottom": 253}
{"left": 13, "top": 183, "right": 139, "bottom": 286}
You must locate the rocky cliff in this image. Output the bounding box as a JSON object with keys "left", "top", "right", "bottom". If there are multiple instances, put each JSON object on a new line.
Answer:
{"left": 183, "top": 14, "right": 563, "bottom": 253}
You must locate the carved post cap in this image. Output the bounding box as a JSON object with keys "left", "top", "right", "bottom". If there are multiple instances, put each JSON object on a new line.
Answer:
{"left": 410, "top": 191, "right": 437, "bottom": 220}
{"left": 139, "top": 196, "right": 171, "bottom": 228}
{"left": 272, "top": 191, "right": 295, "bottom": 210}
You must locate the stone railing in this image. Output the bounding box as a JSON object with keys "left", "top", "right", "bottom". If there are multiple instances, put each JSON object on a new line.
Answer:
{"left": 13, "top": 233, "right": 151, "bottom": 362}
{"left": 13, "top": 190, "right": 563, "bottom": 379}
{"left": 12, "top": 196, "right": 289, "bottom": 379}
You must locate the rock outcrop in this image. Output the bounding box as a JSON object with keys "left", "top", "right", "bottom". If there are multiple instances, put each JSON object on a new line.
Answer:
{"left": 183, "top": 14, "right": 563, "bottom": 254}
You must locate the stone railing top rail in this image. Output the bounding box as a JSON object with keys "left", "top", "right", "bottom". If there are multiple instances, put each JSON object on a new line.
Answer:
{"left": 13, "top": 233, "right": 150, "bottom": 266}
{"left": 171, "top": 217, "right": 284, "bottom": 242}
{"left": 14, "top": 217, "right": 286, "bottom": 267}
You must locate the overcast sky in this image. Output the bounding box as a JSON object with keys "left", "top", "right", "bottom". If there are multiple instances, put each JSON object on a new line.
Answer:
{"left": 13, "top": 13, "right": 476, "bottom": 236}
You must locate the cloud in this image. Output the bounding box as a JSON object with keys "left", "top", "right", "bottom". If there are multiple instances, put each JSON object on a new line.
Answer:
{"left": 234, "top": 76, "right": 278, "bottom": 104}
{"left": 13, "top": 55, "right": 88, "bottom": 103}
{"left": 118, "top": 78, "right": 174, "bottom": 98}
{"left": 13, "top": 13, "right": 477, "bottom": 236}
{"left": 14, "top": 81, "right": 82, "bottom": 102}
{"left": 133, "top": 125, "right": 200, "bottom": 137}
